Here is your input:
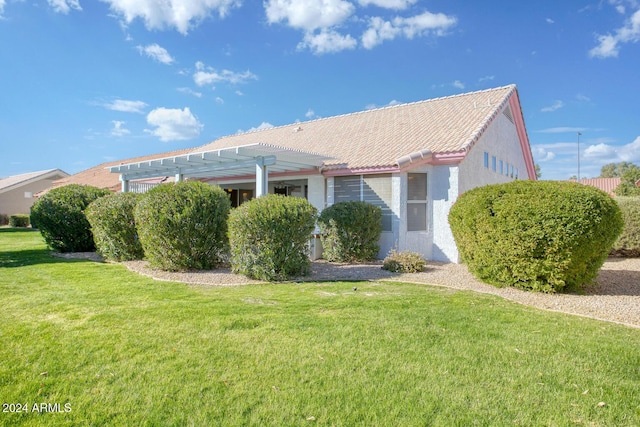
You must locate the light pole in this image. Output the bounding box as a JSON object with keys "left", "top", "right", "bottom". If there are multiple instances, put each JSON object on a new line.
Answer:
{"left": 577, "top": 132, "right": 582, "bottom": 182}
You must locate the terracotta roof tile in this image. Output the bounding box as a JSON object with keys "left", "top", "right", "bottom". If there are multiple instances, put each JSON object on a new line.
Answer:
{"left": 0, "top": 169, "right": 69, "bottom": 193}
{"left": 194, "top": 85, "right": 517, "bottom": 171}
{"left": 579, "top": 177, "right": 621, "bottom": 195}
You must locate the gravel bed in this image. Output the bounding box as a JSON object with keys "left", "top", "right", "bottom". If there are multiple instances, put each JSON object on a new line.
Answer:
{"left": 66, "top": 254, "right": 639, "bottom": 329}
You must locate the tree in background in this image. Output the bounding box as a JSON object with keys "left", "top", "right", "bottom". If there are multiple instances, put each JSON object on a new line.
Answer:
{"left": 614, "top": 165, "right": 640, "bottom": 196}
{"left": 535, "top": 163, "right": 541, "bottom": 179}
{"left": 600, "top": 162, "right": 638, "bottom": 178}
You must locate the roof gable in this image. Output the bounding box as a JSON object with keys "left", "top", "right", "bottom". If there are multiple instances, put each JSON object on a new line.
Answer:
{"left": 0, "top": 169, "right": 69, "bottom": 194}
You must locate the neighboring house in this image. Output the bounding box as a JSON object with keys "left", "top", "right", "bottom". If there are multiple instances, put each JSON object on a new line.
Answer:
{"left": 0, "top": 169, "right": 69, "bottom": 215}
{"left": 50, "top": 148, "right": 193, "bottom": 193}
{"left": 108, "top": 85, "right": 536, "bottom": 263}
{"left": 578, "top": 178, "right": 622, "bottom": 196}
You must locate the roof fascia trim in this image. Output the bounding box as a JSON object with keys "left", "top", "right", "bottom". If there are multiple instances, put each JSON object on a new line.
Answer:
{"left": 508, "top": 90, "right": 537, "bottom": 180}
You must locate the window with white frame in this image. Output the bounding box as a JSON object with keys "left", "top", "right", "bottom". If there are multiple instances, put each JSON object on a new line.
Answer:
{"left": 407, "top": 173, "right": 427, "bottom": 232}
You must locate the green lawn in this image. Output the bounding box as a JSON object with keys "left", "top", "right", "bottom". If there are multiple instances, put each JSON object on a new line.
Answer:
{"left": 1, "top": 229, "right": 639, "bottom": 426}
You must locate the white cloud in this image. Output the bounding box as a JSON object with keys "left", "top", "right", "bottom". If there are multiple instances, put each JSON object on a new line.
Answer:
{"left": 532, "top": 146, "right": 556, "bottom": 162}
{"left": 48, "top": 0, "right": 82, "bottom": 14}
{"left": 583, "top": 136, "right": 640, "bottom": 162}
{"left": 215, "top": 96, "right": 224, "bottom": 104}
{"left": 238, "top": 122, "right": 275, "bottom": 133}
{"left": 101, "top": 0, "right": 241, "bottom": 34}
{"left": 305, "top": 109, "right": 317, "bottom": 119}
{"left": 576, "top": 94, "right": 591, "bottom": 102}
{"left": 146, "top": 107, "right": 203, "bottom": 141}
{"left": 136, "top": 43, "right": 174, "bottom": 64}
{"left": 110, "top": 120, "right": 130, "bottom": 136}
{"left": 478, "top": 75, "right": 495, "bottom": 82}
{"left": 357, "top": 0, "right": 417, "bottom": 10}
{"left": 546, "top": 18, "right": 555, "bottom": 24}
{"left": 361, "top": 11, "right": 457, "bottom": 49}
{"left": 540, "top": 100, "right": 564, "bottom": 113}
{"left": 452, "top": 80, "right": 464, "bottom": 89}
{"left": 589, "top": 8, "right": 640, "bottom": 58}
{"left": 537, "top": 127, "right": 588, "bottom": 134}
{"left": 365, "top": 99, "right": 401, "bottom": 110}
{"left": 177, "top": 87, "right": 203, "bottom": 98}
{"left": 0, "top": 0, "right": 5, "bottom": 17}
{"left": 298, "top": 28, "right": 357, "bottom": 54}
{"left": 104, "top": 99, "right": 148, "bottom": 113}
{"left": 265, "top": 0, "right": 355, "bottom": 31}
{"left": 193, "top": 61, "right": 258, "bottom": 86}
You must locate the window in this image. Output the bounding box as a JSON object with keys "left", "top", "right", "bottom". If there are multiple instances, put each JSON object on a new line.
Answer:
{"left": 334, "top": 174, "right": 392, "bottom": 232}
{"left": 515, "top": 168, "right": 519, "bottom": 179}
{"left": 483, "top": 152, "right": 489, "bottom": 168}
{"left": 505, "top": 163, "right": 510, "bottom": 176}
{"left": 499, "top": 160, "right": 503, "bottom": 175}
{"left": 407, "top": 173, "right": 427, "bottom": 232}
{"left": 24, "top": 192, "right": 33, "bottom": 199}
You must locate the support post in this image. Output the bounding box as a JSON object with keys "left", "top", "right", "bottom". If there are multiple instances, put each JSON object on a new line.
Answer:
{"left": 120, "top": 175, "right": 129, "bottom": 193}
{"left": 255, "top": 157, "right": 268, "bottom": 197}
{"left": 175, "top": 172, "right": 184, "bottom": 183}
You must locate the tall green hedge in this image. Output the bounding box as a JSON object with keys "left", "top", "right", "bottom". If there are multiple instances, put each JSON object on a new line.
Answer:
{"left": 611, "top": 197, "right": 640, "bottom": 257}
{"left": 317, "top": 201, "right": 382, "bottom": 262}
{"left": 449, "top": 180, "right": 623, "bottom": 293}
{"left": 86, "top": 192, "right": 144, "bottom": 261}
{"left": 134, "top": 182, "right": 231, "bottom": 271}
{"left": 228, "top": 194, "right": 317, "bottom": 281}
{"left": 30, "top": 184, "right": 111, "bottom": 252}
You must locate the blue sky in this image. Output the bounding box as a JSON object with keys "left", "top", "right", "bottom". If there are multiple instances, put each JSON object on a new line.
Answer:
{"left": 1, "top": 0, "right": 639, "bottom": 181}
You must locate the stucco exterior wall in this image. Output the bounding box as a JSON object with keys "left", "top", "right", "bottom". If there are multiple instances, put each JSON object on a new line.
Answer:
{"left": 458, "top": 106, "right": 528, "bottom": 195}
{"left": 0, "top": 179, "right": 59, "bottom": 215}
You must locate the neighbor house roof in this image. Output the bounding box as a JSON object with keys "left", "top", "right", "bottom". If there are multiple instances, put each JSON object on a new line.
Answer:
{"left": 579, "top": 177, "right": 622, "bottom": 195}
{"left": 193, "top": 84, "right": 535, "bottom": 177}
{"left": 51, "top": 148, "right": 193, "bottom": 192}
{"left": 0, "top": 169, "right": 69, "bottom": 194}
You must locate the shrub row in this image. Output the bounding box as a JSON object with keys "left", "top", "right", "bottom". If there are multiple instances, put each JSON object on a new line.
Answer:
{"left": 449, "top": 180, "right": 623, "bottom": 293}
{"left": 611, "top": 197, "right": 640, "bottom": 257}
{"left": 31, "top": 182, "right": 385, "bottom": 279}
{"left": 0, "top": 213, "right": 8, "bottom": 226}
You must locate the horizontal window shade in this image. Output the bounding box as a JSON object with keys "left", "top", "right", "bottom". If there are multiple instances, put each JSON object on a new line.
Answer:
{"left": 334, "top": 176, "right": 360, "bottom": 203}
{"left": 333, "top": 174, "right": 393, "bottom": 232}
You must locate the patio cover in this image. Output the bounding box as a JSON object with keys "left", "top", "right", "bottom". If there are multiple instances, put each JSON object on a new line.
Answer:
{"left": 109, "top": 143, "right": 333, "bottom": 196}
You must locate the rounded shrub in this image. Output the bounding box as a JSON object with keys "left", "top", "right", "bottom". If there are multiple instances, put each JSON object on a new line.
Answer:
{"left": 134, "top": 181, "right": 231, "bottom": 271}
{"left": 228, "top": 194, "right": 317, "bottom": 281}
{"left": 9, "top": 214, "right": 30, "bottom": 228}
{"left": 317, "top": 201, "right": 382, "bottom": 262}
{"left": 448, "top": 180, "right": 623, "bottom": 293}
{"left": 30, "top": 184, "right": 111, "bottom": 252}
{"left": 611, "top": 197, "right": 640, "bottom": 257}
{"left": 86, "top": 192, "right": 144, "bottom": 261}
{"left": 382, "top": 249, "right": 426, "bottom": 273}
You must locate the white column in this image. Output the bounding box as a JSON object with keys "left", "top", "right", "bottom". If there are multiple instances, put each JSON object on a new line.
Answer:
{"left": 120, "top": 175, "right": 129, "bottom": 193}
{"left": 255, "top": 157, "right": 268, "bottom": 197}
{"left": 175, "top": 172, "right": 184, "bottom": 182}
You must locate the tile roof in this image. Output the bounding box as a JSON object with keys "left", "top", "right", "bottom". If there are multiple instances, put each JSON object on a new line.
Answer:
{"left": 579, "top": 177, "right": 622, "bottom": 195}
{"left": 194, "top": 85, "right": 519, "bottom": 172}
{"left": 51, "top": 148, "right": 193, "bottom": 192}
{"left": 0, "top": 169, "right": 69, "bottom": 193}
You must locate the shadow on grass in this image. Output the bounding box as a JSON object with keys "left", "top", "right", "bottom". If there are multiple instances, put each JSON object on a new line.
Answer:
{"left": 0, "top": 248, "right": 96, "bottom": 268}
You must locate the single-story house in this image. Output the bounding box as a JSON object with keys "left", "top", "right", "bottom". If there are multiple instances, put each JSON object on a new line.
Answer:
{"left": 0, "top": 169, "right": 69, "bottom": 216}
{"left": 109, "top": 85, "right": 536, "bottom": 263}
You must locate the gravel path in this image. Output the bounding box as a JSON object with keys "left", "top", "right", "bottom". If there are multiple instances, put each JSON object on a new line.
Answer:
{"left": 119, "top": 257, "right": 640, "bottom": 329}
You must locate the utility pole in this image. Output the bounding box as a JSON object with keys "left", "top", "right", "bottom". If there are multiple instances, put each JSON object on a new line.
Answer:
{"left": 577, "top": 132, "right": 582, "bottom": 182}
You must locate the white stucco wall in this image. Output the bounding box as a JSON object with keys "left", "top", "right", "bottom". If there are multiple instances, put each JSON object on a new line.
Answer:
{"left": 458, "top": 107, "right": 529, "bottom": 194}
{"left": 427, "top": 165, "right": 460, "bottom": 262}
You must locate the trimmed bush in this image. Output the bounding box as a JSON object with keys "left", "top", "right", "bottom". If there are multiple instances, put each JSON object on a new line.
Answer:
{"left": 382, "top": 249, "right": 426, "bottom": 273}
{"left": 9, "top": 214, "right": 30, "bottom": 228}
{"left": 134, "top": 181, "right": 231, "bottom": 271}
{"left": 611, "top": 197, "right": 640, "bottom": 257}
{"left": 228, "top": 194, "right": 317, "bottom": 281}
{"left": 30, "top": 184, "right": 111, "bottom": 252}
{"left": 86, "top": 192, "right": 144, "bottom": 261}
{"left": 317, "top": 201, "right": 382, "bottom": 262}
{"left": 449, "top": 180, "right": 623, "bottom": 293}
{"left": 0, "top": 214, "right": 9, "bottom": 226}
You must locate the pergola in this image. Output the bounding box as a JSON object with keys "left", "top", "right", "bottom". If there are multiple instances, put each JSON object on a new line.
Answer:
{"left": 108, "top": 143, "right": 333, "bottom": 197}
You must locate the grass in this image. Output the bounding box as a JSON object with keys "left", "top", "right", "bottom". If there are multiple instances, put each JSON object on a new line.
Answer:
{"left": 1, "top": 229, "right": 639, "bottom": 426}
